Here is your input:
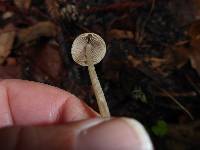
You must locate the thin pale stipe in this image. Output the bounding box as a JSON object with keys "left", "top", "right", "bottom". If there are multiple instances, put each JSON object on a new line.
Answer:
{"left": 71, "top": 33, "right": 110, "bottom": 118}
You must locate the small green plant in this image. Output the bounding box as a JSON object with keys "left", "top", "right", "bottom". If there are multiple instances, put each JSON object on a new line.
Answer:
{"left": 151, "top": 120, "right": 168, "bottom": 137}
{"left": 132, "top": 87, "right": 148, "bottom": 103}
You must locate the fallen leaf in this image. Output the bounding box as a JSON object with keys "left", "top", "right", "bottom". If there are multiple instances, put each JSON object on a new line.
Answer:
{"left": 0, "top": 25, "right": 16, "bottom": 64}
{"left": 188, "top": 20, "right": 200, "bottom": 75}
{"left": 108, "top": 29, "right": 134, "bottom": 40}
{"left": 127, "top": 54, "right": 142, "bottom": 68}
{"left": 31, "top": 44, "right": 64, "bottom": 84}
{"left": 2, "top": 11, "right": 14, "bottom": 20}
{"left": 171, "top": 20, "right": 200, "bottom": 76}
{"left": 188, "top": 20, "right": 200, "bottom": 39}
{"left": 168, "top": 0, "right": 195, "bottom": 25}
{"left": 192, "top": 0, "right": 200, "bottom": 19}
{"left": 127, "top": 48, "right": 188, "bottom": 77}
{"left": 170, "top": 46, "right": 189, "bottom": 69}
{"left": 18, "top": 21, "right": 58, "bottom": 44}
{"left": 14, "top": 0, "right": 31, "bottom": 11}
{"left": 45, "top": 0, "right": 61, "bottom": 20}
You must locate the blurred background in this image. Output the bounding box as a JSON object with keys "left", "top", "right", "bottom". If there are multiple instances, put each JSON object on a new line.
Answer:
{"left": 0, "top": 0, "right": 200, "bottom": 149}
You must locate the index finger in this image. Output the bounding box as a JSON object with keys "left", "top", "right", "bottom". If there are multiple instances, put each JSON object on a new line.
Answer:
{"left": 0, "top": 79, "right": 98, "bottom": 128}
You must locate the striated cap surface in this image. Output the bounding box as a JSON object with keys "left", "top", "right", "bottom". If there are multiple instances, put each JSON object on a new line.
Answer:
{"left": 71, "top": 33, "right": 106, "bottom": 66}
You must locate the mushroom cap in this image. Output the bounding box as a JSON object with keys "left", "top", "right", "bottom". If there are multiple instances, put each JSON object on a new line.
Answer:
{"left": 71, "top": 33, "right": 106, "bottom": 66}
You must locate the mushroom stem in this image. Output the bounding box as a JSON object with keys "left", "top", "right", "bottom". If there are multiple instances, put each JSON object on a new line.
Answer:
{"left": 88, "top": 64, "right": 110, "bottom": 118}
{"left": 86, "top": 44, "right": 110, "bottom": 118}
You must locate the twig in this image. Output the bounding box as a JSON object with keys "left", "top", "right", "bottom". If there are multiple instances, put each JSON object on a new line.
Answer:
{"left": 185, "top": 74, "right": 200, "bottom": 96}
{"left": 80, "top": 1, "right": 146, "bottom": 14}
{"left": 156, "top": 91, "right": 197, "bottom": 97}
{"left": 158, "top": 87, "right": 194, "bottom": 120}
{"left": 131, "top": 56, "right": 194, "bottom": 120}
{"left": 135, "top": 0, "right": 156, "bottom": 44}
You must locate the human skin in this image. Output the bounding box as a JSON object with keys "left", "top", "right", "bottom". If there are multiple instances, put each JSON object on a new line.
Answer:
{"left": 0, "top": 79, "right": 153, "bottom": 150}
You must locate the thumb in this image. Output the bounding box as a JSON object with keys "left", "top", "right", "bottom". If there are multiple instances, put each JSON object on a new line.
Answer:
{"left": 0, "top": 118, "right": 153, "bottom": 150}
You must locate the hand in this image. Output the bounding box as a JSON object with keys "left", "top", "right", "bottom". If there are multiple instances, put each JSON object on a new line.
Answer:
{"left": 0, "top": 79, "right": 153, "bottom": 150}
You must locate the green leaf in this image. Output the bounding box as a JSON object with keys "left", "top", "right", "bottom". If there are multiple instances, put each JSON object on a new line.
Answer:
{"left": 151, "top": 120, "right": 168, "bottom": 137}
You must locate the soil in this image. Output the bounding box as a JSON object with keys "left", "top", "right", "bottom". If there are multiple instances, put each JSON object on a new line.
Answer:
{"left": 0, "top": 0, "right": 200, "bottom": 149}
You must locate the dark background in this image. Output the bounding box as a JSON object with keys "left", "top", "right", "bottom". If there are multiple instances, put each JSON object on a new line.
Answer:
{"left": 0, "top": 0, "right": 200, "bottom": 149}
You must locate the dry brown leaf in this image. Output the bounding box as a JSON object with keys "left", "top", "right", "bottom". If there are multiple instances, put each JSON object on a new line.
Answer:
{"left": 168, "top": 0, "right": 195, "bottom": 25}
{"left": 172, "top": 20, "right": 200, "bottom": 76}
{"left": 144, "top": 57, "right": 167, "bottom": 68}
{"left": 192, "top": 0, "right": 200, "bottom": 19}
{"left": 14, "top": 0, "right": 31, "bottom": 10}
{"left": 0, "top": 25, "right": 16, "bottom": 64}
{"left": 45, "top": 0, "right": 61, "bottom": 20}
{"left": 108, "top": 29, "right": 134, "bottom": 40}
{"left": 171, "top": 46, "right": 189, "bottom": 69}
{"left": 127, "top": 55, "right": 142, "bottom": 68}
{"left": 31, "top": 44, "right": 64, "bottom": 83}
{"left": 188, "top": 20, "right": 200, "bottom": 75}
{"left": 128, "top": 46, "right": 190, "bottom": 77}
{"left": 188, "top": 20, "right": 200, "bottom": 38}
{"left": 190, "top": 48, "right": 200, "bottom": 76}
{"left": 18, "top": 21, "right": 57, "bottom": 44}
{"left": 2, "top": 11, "right": 14, "bottom": 20}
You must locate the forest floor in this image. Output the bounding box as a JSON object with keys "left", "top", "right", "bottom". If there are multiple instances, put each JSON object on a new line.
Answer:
{"left": 0, "top": 0, "right": 200, "bottom": 149}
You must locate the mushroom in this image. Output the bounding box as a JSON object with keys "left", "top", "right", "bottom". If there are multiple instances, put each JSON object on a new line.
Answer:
{"left": 71, "top": 33, "right": 110, "bottom": 118}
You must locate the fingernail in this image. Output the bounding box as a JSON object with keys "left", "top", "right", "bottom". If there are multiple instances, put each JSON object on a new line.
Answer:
{"left": 76, "top": 118, "right": 153, "bottom": 150}
{"left": 122, "top": 118, "right": 153, "bottom": 150}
